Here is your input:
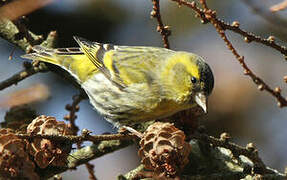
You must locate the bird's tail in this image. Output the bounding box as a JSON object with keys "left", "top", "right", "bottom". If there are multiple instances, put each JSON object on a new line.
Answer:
{"left": 22, "top": 46, "right": 98, "bottom": 83}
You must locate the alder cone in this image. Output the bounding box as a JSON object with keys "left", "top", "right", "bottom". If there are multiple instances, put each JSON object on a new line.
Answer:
{"left": 27, "top": 115, "right": 73, "bottom": 168}
{"left": 138, "top": 122, "right": 191, "bottom": 177}
{"left": 0, "top": 128, "right": 39, "bottom": 179}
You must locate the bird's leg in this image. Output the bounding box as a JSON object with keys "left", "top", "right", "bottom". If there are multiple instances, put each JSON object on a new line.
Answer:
{"left": 118, "top": 125, "right": 143, "bottom": 138}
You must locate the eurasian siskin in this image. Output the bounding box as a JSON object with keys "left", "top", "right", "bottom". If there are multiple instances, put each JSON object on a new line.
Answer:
{"left": 22, "top": 37, "right": 214, "bottom": 127}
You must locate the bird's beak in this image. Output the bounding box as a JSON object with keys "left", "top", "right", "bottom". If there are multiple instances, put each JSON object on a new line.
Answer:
{"left": 195, "top": 92, "right": 207, "bottom": 113}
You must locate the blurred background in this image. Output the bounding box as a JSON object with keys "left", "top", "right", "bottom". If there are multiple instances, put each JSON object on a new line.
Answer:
{"left": 0, "top": 0, "right": 287, "bottom": 179}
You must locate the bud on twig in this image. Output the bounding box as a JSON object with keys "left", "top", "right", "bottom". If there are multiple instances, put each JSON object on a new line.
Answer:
{"left": 267, "top": 36, "right": 275, "bottom": 43}
{"left": 231, "top": 21, "right": 240, "bottom": 28}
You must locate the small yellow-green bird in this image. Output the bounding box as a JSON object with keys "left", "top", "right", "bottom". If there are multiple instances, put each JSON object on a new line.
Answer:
{"left": 22, "top": 37, "right": 214, "bottom": 127}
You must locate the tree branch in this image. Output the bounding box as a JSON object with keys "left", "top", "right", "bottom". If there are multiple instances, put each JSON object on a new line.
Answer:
{"left": 0, "top": 62, "right": 48, "bottom": 91}
{"left": 0, "top": 18, "right": 57, "bottom": 91}
{"left": 192, "top": 132, "right": 270, "bottom": 174}
{"left": 121, "top": 134, "right": 286, "bottom": 179}
{"left": 168, "top": 0, "right": 287, "bottom": 107}
{"left": 0, "top": 18, "right": 51, "bottom": 53}
{"left": 150, "top": 0, "right": 171, "bottom": 49}
{"left": 170, "top": 0, "right": 287, "bottom": 57}
{"left": 41, "top": 140, "right": 134, "bottom": 179}
{"left": 16, "top": 132, "right": 138, "bottom": 144}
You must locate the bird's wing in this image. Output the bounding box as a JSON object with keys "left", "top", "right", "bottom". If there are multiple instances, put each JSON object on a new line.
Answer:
{"left": 73, "top": 36, "right": 172, "bottom": 88}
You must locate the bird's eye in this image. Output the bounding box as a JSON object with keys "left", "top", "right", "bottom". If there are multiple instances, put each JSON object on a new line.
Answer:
{"left": 191, "top": 77, "right": 197, "bottom": 84}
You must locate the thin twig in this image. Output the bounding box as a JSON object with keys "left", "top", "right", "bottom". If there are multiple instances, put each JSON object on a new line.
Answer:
{"left": 150, "top": 0, "right": 171, "bottom": 49}
{"left": 8, "top": 46, "right": 16, "bottom": 60}
{"left": 193, "top": 0, "right": 282, "bottom": 171}
{"left": 169, "top": 0, "right": 287, "bottom": 107}
{"left": 199, "top": 0, "right": 208, "bottom": 9}
{"left": 64, "top": 93, "right": 98, "bottom": 180}
{"left": 213, "top": 17, "right": 287, "bottom": 57}
{"left": 16, "top": 132, "right": 138, "bottom": 144}
{"left": 85, "top": 163, "right": 97, "bottom": 180}
{"left": 200, "top": 0, "right": 287, "bottom": 107}
{"left": 210, "top": 16, "right": 287, "bottom": 107}
{"left": 170, "top": 0, "right": 287, "bottom": 57}
{"left": 64, "top": 94, "right": 84, "bottom": 134}
{"left": 0, "top": 62, "right": 48, "bottom": 91}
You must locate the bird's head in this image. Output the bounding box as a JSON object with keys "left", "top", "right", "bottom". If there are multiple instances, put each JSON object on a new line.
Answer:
{"left": 161, "top": 52, "right": 214, "bottom": 113}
